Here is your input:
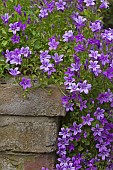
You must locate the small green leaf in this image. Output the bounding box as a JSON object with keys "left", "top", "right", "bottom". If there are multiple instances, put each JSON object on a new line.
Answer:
{"left": 1, "top": 40, "right": 8, "bottom": 47}
{"left": 78, "top": 146, "right": 84, "bottom": 151}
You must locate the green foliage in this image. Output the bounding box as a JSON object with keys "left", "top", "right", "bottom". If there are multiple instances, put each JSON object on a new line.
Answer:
{"left": 0, "top": 1, "right": 113, "bottom": 169}
{"left": 102, "top": 1, "right": 113, "bottom": 28}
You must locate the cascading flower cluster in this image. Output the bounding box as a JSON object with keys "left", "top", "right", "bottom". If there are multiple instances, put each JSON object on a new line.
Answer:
{"left": 0, "top": 0, "right": 112, "bottom": 169}
{"left": 9, "top": 21, "right": 26, "bottom": 44}
{"left": 4, "top": 47, "right": 32, "bottom": 89}
{"left": 5, "top": 47, "right": 31, "bottom": 67}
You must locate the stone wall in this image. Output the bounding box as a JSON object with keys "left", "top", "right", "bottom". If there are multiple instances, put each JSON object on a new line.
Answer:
{"left": 0, "top": 83, "right": 65, "bottom": 170}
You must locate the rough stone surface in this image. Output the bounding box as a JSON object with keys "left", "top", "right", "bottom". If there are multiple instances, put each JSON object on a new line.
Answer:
{"left": 0, "top": 84, "right": 65, "bottom": 117}
{"left": 0, "top": 152, "right": 56, "bottom": 170}
{"left": 0, "top": 116, "right": 60, "bottom": 153}
{"left": 0, "top": 83, "right": 65, "bottom": 169}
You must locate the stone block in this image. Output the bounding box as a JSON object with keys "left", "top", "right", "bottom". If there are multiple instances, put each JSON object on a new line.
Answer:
{"left": 0, "top": 152, "right": 55, "bottom": 170}
{"left": 0, "top": 116, "right": 59, "bottom": 153}
{"left": 0, "top": 84, "right": 65, "bottom": 117}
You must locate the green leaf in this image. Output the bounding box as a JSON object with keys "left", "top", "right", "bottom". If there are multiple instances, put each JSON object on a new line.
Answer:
{"left": 85, "top": 140, "right": 90, "bottom": 146}
{"left": 1, "top": 40, "right": 8, "bottom": 47}
{"left": 78, "top": 146, "right": 84, "bottom": 151}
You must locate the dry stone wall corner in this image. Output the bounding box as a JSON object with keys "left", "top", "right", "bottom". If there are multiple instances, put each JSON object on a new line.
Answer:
{"left": 0, "top": 83, "right": 66, "bottom": 170}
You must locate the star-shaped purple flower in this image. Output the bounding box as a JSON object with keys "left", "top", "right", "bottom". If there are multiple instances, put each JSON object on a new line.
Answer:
{"left": 9, "top": 67, "right": 20, "bottom": 76}
{"left": 70, "top": 122, "right": 82, "bottom": 136}
{"left": 1, "top": 13, "right": 11, "bottom": 24}
{"left": 20, "top": 77, "right": 32, "bottom": 90}
{"left": 94, "top": 107, "right": 105, "bottom": 120}
{"left": 14, "top": 4, "right": 22, "bottom": 15}
{"left": 11, "top": 34, "right": 20, "bottom": 44}
{"left": 91, "top": 124, "right": 104, "bottom": 136}
{"left": 78, "top": 80, "right": 91, "bottom": 94}
{"left": 9, "top": 22, "right": 20, "bottom": 34}
{"left": 55, "top": 0, "right": 66, "bottom": 11}
{"left": 48, "top": 36, "right": 59, "bottom": 50}
{"left": 82, "top": 113, "right": 94, "bottom": 126}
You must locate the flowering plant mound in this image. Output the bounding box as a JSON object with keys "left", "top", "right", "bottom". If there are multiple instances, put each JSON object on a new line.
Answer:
{"left": 0, "top": 0, "right": 113, "bottom": 169}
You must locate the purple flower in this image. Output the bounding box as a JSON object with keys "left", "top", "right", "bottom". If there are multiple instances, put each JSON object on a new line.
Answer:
{"left": 57, "top": 146, "right": 67, "bottom": 156}
{"left": 20, "top": 77, "right": 32, "bottom": 90}
{"left": 58, "top": 155, "right": 70, "bottom": 167}
{"left": 70, "top": 122, "right": 82, "bottom": 136}
{"left": 24, "top": 12, "right": 26, "bottom": 17}
{"left": 67, "top": 83, "right": 79, "bottom": 93}
{"left": 64, "top": 75, "right": 75, "bottom": 86}
{"left": 9, "top": 22, "right": 20, "bottom": 34}
{"left": 62, "top": 30, "right": 74, "bottom": 42}
{"left": 79, "top": 100, "right": 87, "bottom": 111}
{"left": 5, "top": 48, "right": 23, "bottom": 65}
{"left": 20, "top": 23, "right": 26, "bottom": 31}
{"left": 72, "top": 154, "right": 83, "bottom": 167}
{"left": 78, "top": 80, "right": 91, "bottom": 94}
{"left": 14, "top": 48, "right": 21, "bottom": 56}
{"left": 39, "top": 8, "right": 48, "bottom": 18}
{"left": 48, "top": 36, "right": 59, "bottom": 50}
{"left": 88, "top": 60, "right": 101, "bottom": 76}
{"left": 11, "top": 34, "right": 20, "bottom": 44}
{"left": 84, "top": 131, "right": 87, "bottom": 138}
{"left": 94, "top": 107, "right": 105, "bottom": 120}
{"left": 100, "top": 0, "right": 109, "bottom": 9}
{"left": 103, "top": 67, "right": 113, "bottom": 80}
{"left": 45, "top": 1, "right": 55, "bottom": 13}
{"left": 84, "top": 59, "right": 89, "bottom": 70}
{"left": 89, "top": 50, "right": 100, "bottom": 60}
{"left": 96, "top": 141, "right": 108, "bottom": 152}
{"left": 101, "top": 29, "right": 113, "bottom": 41}
{"left": 67, "top": 143, "right": 75, "bottom": 151}
{"left": 5, "top": 50, "right": 14, "bottom": 63}
{"left": 100, "top": 117, "right": 108, "bottom": 126}
{"left": 84, "top": 0, "right": 95, "bottom": 6}
{"left": 58, "top": 137, "right": 69, "bottom": 149}
{"left": 72, "top": 14, "right": 86, "bottom": 28}
{"left": 21, "top": 47, "right": 31, "bottom": 58}
{"left": 65, "top": 102, "right": 74, "bottom": 112}
{"left": 10, "top": 54, "right": 22, "bottom": 65}
{"left": 52, "top": 53, "right": 63, "bottom": 64}
{"left": 97, "top": 92, "right": 109, "bottom": 104}
{"left": 99, "top": 54, "right": 109, "bottom": 66}
{"left": 15, "top": 21, "right": 23, "bottom": 29}
{"left": 89, "top": 20, "right": 102, "bottom": 32}
{"left": 9, "top": 67, "right": 20, "bottom": 76}
{"left": 97, "top": 89, "right": 113, "bottom": 104}
{"left": 1, "top": 13, "right": 11, "bottom": 24}
{"left": 65, "top": 67, "right": 74, "bottom": 76}
{"left": 91, "top": 124, "right": 104, "bottom": 136}
{"left": 86, "top": 158, "right": 98, "bottom": 170}
{"left": 88, "top": 38, "right": 100, "bottom": 48}
{"left": 76, "top": 1, "right": 84, "bottom": 11}
{"left": 98, "top": 148, "right": 110, "bottom": 160}
{"left": 40, "top": 50, "right": 51, "bottom": 61}
{"left": 88, "top": 60, "right": 100, "bottom": 71}
{"left": 75, "top": 33, "right": 85, "bottom": 43}
{"left": 55, "top": 0, "right": 66, "bottom": 11}
{"left": 110, "top": 60, "right": 113, "bottom": 68}
{"left": 40, "top": 59, "right": 52, "bottom": 71}
{"left": 59, "top": 127, "right": 71, "bottom": 138}
{"left": 82, "top": 114, "right": 94, "bottom": 126}
{"left": 14, "top": 4, "right": 22, "bottom": 15}
{"left": 74, "top": 44, "right": 85, "bottom": 53}
{"left": 71, "top": 62, "right": 82, "bottom": 72}
{"left": 47, "top": 66, "right": 56, "bottom": 75}
{"left": 26, "top": 15, "right": 31, "bottom": 24}
{"left": 42, "top": 167, "right": 49, "bottom": 170}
